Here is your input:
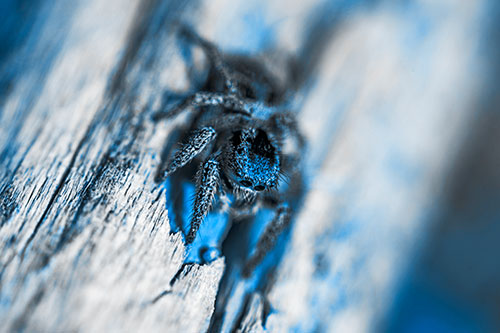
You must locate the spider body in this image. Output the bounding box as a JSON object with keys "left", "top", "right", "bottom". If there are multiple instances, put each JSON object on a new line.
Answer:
{"left": 156, "top": 26, "right": 305, "bottom": 277}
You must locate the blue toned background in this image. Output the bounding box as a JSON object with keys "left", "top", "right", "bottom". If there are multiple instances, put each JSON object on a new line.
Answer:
{"left": 384, "top": 1, "right": 500, "bottom": 331}
{"left": 1, "top": 0, "right": 500, "bottom": 332}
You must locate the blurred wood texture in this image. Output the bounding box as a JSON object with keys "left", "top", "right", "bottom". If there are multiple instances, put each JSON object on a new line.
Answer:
{"left": 0, "top": 0, "right": 488, "bottom": 331}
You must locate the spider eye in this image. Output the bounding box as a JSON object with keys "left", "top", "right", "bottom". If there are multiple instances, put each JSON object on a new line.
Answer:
{"left": 252, "top": 129, "right": 275, "bottom": 158}
{"left": 254, "top": 185, "right": 265, "bottom": 191}
{"left": 245, "top": 87, "right": 256, "bottom": 99}
{"left": 240, "top": 180, "right": 252, "bottom": 187}
{"left": 231, "top": 130, "right": 242, "bottom": 146}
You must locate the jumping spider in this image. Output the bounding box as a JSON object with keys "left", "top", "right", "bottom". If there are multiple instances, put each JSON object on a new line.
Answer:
{"left": 155, "top": 26, "right": 305, "bottom": 277}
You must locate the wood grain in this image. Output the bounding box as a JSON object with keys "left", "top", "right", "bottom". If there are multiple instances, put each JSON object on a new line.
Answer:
{"left": 0, "top": 0, "right": 488, "bottom": 331}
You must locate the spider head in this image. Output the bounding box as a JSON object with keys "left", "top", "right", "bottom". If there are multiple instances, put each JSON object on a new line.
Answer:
{"left": 227, "top": 128, "right": 280, "bottom": 191}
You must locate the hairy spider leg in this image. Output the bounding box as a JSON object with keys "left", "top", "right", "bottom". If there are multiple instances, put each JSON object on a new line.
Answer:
{"left": 163, "top": 127, "right": 216, "bottom": 178}
{"left": 179, "top": 25, "right": 239, "bottom": 95}
{"left": 152, "top": 92, "right": 248, "bottom": 121}
{"left": 152, "top": 91, "right": 281, "bottom": 121}
{"left": 209, "top": 114, "right": 253, "bottom": 130}
{"left": 180, "top": 25, "right": 287, "bottom": 104}
{"left": 186, "top": 157, "right": 221, "bottom": 244}
{"left": 191, "top": 92, "right": 251, "bottom": 114}
{"left": 242, "top": 204, "right": 291, "bottom": 277}
{"left": 153, "top": 26, "right": 285, "bottom": 122}
{"left": 269, "top": 111, "right": 306, "bottom": 149}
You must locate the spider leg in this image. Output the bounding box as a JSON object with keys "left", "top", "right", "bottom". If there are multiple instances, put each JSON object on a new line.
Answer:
{"left": 191, "top": 92, "right": 251, "bottom": 114}
{"left": 152, "top": 92, "right": 249, "bottom": 121}
{"left": 151, "top": 97, "right": 192, "bottom": 121}
{"left": 269, "top": 111, "right": 306, "bottom": 150}
{"left": 180, "top": 25, "right": 238, "bottom": 95}
{"left": 162, "top": 127, "right": 216, "bottom": 179}
{"left": 242, "top": 204, "right": 291, "bottom": 278}
{"left": 153, "top": 91, "right": 279, "bottom": 121}
{"left": 190, "top": 92, "right": 282, "bottom": 118}
{"left": 186, "top": 156, "right": 221, "bottom": 244}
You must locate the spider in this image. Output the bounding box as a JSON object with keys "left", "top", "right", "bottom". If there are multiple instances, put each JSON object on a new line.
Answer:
{"left": 155, "top": 26, "right": 305, "bottom": 277}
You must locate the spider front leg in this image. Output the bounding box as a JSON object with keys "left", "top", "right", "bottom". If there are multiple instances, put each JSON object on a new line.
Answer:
{"left": 186, "top": 156, "right": 221, "bottom": 244}
{"left": 179, "top": 25, "right": 238, "bottom": 95}
{"left": 153, "top": 91, "right": 275, "bottom": 121}
{"left": 269, "top": 111, "right": 306, "bottom": 150}
{"left": 162, "top": 127, "right": 216, "bottom": 179}
{"left": 242, "top": 204, "right": 292, "bottom": 278}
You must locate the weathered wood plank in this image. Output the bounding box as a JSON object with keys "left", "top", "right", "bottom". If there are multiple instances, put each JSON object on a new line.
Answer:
{"left": 0, "top": 0, "right": 493, "bottom": 332}
{"left": 0, "top": 0, "right": 227, "bottom": 331}
{"left": 266, "top": 3, "right": 487, "bottom": 331}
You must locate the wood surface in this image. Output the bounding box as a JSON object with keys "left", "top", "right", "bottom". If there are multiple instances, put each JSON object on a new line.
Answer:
{"left": 0, "top": 0, "right": 490, "bottom": 331}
